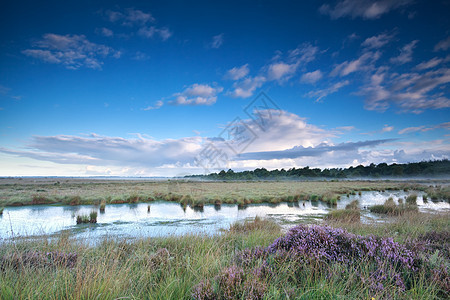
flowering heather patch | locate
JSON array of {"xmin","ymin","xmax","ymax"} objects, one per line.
[
  {"xmin": 269, "ymin": 225, "xmax": 418, "ymax": 269},
  {"xmin": 194, "ymin": 224, "xmax": 449, "ymax": 299}
]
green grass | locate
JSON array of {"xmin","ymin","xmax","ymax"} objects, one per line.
[
  {"xmin": 0, "ymin": 178, "xmax": 432, "ymax": 208},
  {"xmin": 75, "ymin": 211, "xmax": 97, "ymax": 224},
  {"xmin": 326, "ymin": 200, "xmax": 360, "ymax": 222},
  {"xmin": 369, "ymin": 196, "xmax": 418, "ymax": 215},
  {"xmin": 0, "ymin": 213, "xmax": 448, "ymax": 299}
]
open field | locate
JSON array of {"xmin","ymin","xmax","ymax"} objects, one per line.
[
  {"xmin": 1, "ymin": 178, "xmax": 449, "ymax": 208},
  {"xmin": 0, "ymin": 211, "xmax": 448, "ymax": 299}
]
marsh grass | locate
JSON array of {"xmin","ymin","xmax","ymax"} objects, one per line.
[
  {"xmin": 369, "ymin": 195, "xmax": 420, "ymax": 216},
  {"xmin": 0, "ymin": 213, "xmax": 448, "ymax": 299},
  {"xmin": 0, "ymin": 179, "xmax": 428, "ymax": 208},
  {"xmin": 326, "ymin": 200, "xmax": 360, "ymax": 222},
  {"xmin": 76, "ymin": 211, "xmax": 97, "ymax": 224},
  {"xmin": 99, "ymin": 200, "xmax": 106, "ymax": 213}
]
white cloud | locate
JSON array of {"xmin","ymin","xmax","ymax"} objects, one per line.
[
  {"xmin": 169, "ymin": 84, "xmax": 223, "ymax": 106},
  {"xmin": 434, "ymin": 36, "xmax": 450, "ymax": 51},
  {"xmin": 22, "ymin": 33, "xmax": 120, "ymax": 70},
  {"xmin": 415, "ymin": 57, "xmax": 443, "ymax": 70},
  {"xmin": 210, "ymin": 34, "xmax": 224, "ymax": 49},
  {"xmin": 390, "ymin": 40, "xmax": 419, "ymax": 64},
  {"xmin": 229, "ymin": 76, "xmax": 266, "ymax": 98},
  {"xmin": 267, "ymin": 62, "xmax": 298, "ymax": 81},
  {"xmin": 224, "ymin": 64, "xmax": 249, "ymax": 80},
  {"xmin": 331, "ymin": 51, "xmax": 380, "ymax": 76},
  {"xmin": 381, "ymin": 125, "xmax": 394, "ymax": 132},
  {"xmin": 287, "ymin": 44, "xmax": 319, "ymax": 65},
  {"xmin": 398, "ymin": 122, "xmax": 450, "ymax": 134},
  {"xmin": 362, "ymin": 32, "xmax": 394, "ymax": 49},
  {"xmin": 143, "ymin": 100, "xmax": 163, "ymax": 110},
  {"xmin": 266, "ymin": 43, "xmax": 319, "ymax": 82},
  {"xmin": 300, "ymin": 70, "xmax": 323, "ymax": 84},
  {"xmin": 361, "ymin": 67, "xmax": 450, "ymax": 113},
  {"xmin": 305, "ymin": 80, "xmax": 350, "ymax": 102},
  {"xmin": 2, "ymin": 110, "xmax": 448, "ymax": 176},
  {"xmin": 105, "ymin": 8, "xmax": 172, "ymax": 41},
  {"xmin": 319, "ymin": 0, "xmax": 414, "ymax": 20}
]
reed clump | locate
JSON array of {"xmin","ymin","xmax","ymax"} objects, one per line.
[
  {"xmin": 76, "ymin": 211, "xmax": 97, "ymax": 224},
  {"xmin": 369, "ymin": 196, "xmax": 418, "ymax": 215}
]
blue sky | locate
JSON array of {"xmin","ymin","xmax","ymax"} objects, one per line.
[{"xmin": 0, "ymin": 0, "xmax": 449, "ymax": 176}]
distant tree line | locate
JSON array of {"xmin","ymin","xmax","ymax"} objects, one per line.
[{"xmin": 187, "ymin": 160, "xmax": 450, "ymax": 180}]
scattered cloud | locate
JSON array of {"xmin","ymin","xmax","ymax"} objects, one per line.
[
  {"xmin": 415, "ymin": 57, "xmax": 444, "ymax": 70},
  {"xmin": 362, "ymin": 32, "xmax": 394, "ymax": 49},
  {"xmin": 96, "ymin": 27, "xmax": 114, "ymax": 37},
  {"xmin": 319, "ymin": 0, "xmax": 414, "ymax": 20},
  {"xmin": 398, "ymin": 122, "xmax": 450, "ymax": 134},
  {"xmin": 305, "ymin": 80, "xmax": 350, "ymax": 102},
  {"xmin": 105, "ymin": 8, "xmax": 155, "ymax": 26},
  {"xmin": 361, "ymin": 67, "xmax": 450, "ymax": 113},
  {"xmin": 138, "ymin": 26, "xmax": 172, "ymax": 40},
  {"xmin": 104, "ymin": 8, "xmax": 172, "ymax": 41},
  {"xmin": 143, "ymin": 100, "xmax": 163, "ymax": 110},
  {"xmin": 434, "ymin": 36, "xmax": 450, "ymax": 51},
  {"xmin": 132, "ymin": 51, "xmax": 150, "ymax": 61},
  {"xmin": 229, "ymin": 76, "xmax": 266, "ymax": 98},
  {"xmin": 267, "ymin": 62, "xmax": 298, "ymax": 81},
  {"xmin": 0, "ymin": 85, "xmax": 21, "ymax": 101},
  {"xmin": 22, "ymin": 33, "xmax": 121, "ymax": 70},
  {"xmin": 210, "ymin": 34, "xmax": 224, "ymax": 49},
  {"xmin": 381, "ymin": 125, "xmax": 394, "ymax": 132},
  {"xmin": 169, "ymin": 84, "xmax": 223, "ymax": 106},
  {"xmin": 226, "ymin": 44, "xmax": 319, "ymax": 98},
  {"xmin": 300, "ymin": 70, "xmax": 323, "ymax": 84},
  {"xmin": 224, "ymin": 64, "xmax": 249, "ymax": 80},
  {"xmin": 390, "ymin": 40, "xmax": 419, "ymax": 64},
  {"xmin": 266, "ymin": 43, "xmax": 319, "ymax": 82},
  {"xmin": 331, "ymin": 51, "xmax": 380, "ymax": 77}
]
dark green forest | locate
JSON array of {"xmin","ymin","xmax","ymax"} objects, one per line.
[{"xmin": 188, "ymin": 160, "xmax": 450, "ymax": 180}]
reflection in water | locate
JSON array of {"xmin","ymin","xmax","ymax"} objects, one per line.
[{"xmin": 0, "ymin": 191, "xmax": 448, "ymax": 241}]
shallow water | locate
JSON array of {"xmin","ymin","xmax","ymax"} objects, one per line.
[{"xmin": 0, "ymin": 191, "xmax": 448, "ymax": 240}]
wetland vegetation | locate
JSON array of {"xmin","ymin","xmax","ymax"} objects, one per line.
[
  {"xmin": 0, "ymin": 211, "xmax": 448, "ymax": 299},
  {"xmin": 0, "ymin": 178, "xmax": 449, "ymax": 299}
]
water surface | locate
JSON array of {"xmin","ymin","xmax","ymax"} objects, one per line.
[{"xmin": 1, "ymin": 190, "xmax": 448, "ymax": 241}]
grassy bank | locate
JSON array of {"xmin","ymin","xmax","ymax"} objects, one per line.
[
  {"xmin": 2, "ymin": 178, "xmax": 447, "ymax": 208},
  {"xmin": 0, "ymin": 212, "xmax": 448, "ymax": 299}
]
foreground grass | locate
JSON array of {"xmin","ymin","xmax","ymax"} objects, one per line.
[
  {"xmin": 0, "ymin": 213, "xmax": 449, "ymax": 299},
  {"xmin": 2, "ymin": 178, "xmax": 447, "ymax": 208}
]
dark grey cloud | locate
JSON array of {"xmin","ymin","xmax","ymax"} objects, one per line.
[{"xmin": 236, "ymin": 139, "xmax": 395, "ymax": 160}]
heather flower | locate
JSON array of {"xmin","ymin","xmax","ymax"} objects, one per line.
[
  {"xmin": 216, "ymin": 265, "xmax": 245, "ymax": 300},
  {"xmin": 192, "ymin": 279, "xmax": 215, "ymax": 300}
]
